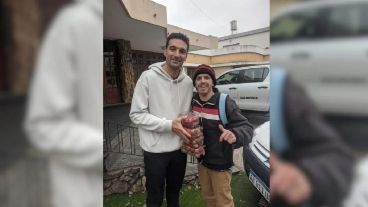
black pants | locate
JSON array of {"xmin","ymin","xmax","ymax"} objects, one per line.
[{"xmin": 144, "ymin": 149, "xmax": 187, "ymax": 207}]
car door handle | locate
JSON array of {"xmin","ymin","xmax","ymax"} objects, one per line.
[
  {"xmin": 229, "ymin": 87, "xmax": 237, "ymax": 90},
  {"xmin": 291, "ymin": 51, "xmax": 310, "ymax": 60},
  {"xmin": 258, "ymin": 86, "xmax": 268, "ymax": 89}
]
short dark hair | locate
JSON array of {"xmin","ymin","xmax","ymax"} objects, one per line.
[{"xmin": 166, "ymin": 32, "xmax": 190, "ymax": 51}]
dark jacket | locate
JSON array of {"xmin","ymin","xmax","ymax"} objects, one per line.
[
  {"xmin": 278, "ymin": 78, "xmax": 354, "ymax": 207},
  {"xmin": 192, "ymin": 91, "xmax": 253, "ymax": 171}
]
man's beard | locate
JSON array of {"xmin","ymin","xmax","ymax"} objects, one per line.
[{"xmin": 169, "ymin": 59, "xmax": 182, "ymax": 69}]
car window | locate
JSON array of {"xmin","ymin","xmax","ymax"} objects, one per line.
[
  {"xmin": 360, "ymin": 5, "xmax": 368, "ymax": 35},
  {"xmin": 262, "ymin": 68, "xmax": 269, "ymax": 80},
  {"xmin": 271, "ymin": 8, "xmax": 321, "ymax": 42},
  {"xmin": 238, "ymin": 68, "xmax": 267, "ymax": 83},
  {"xmin": 325, "ymin": 3, "xmax": 368, "ymax": 37},
  {"xmin": 271, "ymin": 3, "xmax": 368, "ymax": 42},
  {"xmin": 216, "ymin": 70, "xmax": 240, "ymax": 85}
]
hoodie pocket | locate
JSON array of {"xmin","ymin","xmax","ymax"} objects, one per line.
[
  {"xmin": 139, "ymin": 129, "xmax": 160, "ymax": 149},
  {"xmin": 147, "ymin": 132, "xmax": 161, "ymax": 148}
]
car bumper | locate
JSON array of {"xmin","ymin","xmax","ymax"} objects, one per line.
[{"xmin": 243, "ymin": 146, "xmax": 270, "ymax": 187}]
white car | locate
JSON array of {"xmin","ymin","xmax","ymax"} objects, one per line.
[
  {"xmin": 216, "ymin": 65, "xmax": 270, "ymax": 112},
  {"xmin": 244, "ymin": 121, "xmax": 270, "ymax": 203},
  {"xmin": 272, "ymin": 2, "xmax": 368, "ymax": 205},
  {"xmin": 271, "ymin": 0, "xmax": 368, "ymax": 116}
]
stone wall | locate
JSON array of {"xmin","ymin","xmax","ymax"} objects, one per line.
[
  {"xmin": 104, "ymin": 166, "xmax": 145, "ymax": 196},
  {"xmin": 103, "ymin": 153, "xmax": 242, "ymax": 196},
  {"xmin": 103, "ymin": 124, "xmax": 201, "ymax": 196},
  {"xmin": 103, "ymin": 162, "xmax": 200, "ymax": 196}
]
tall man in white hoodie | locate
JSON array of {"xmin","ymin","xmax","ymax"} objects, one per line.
[
  {"xmin": 25, "ymin": 0, "xmax": 103, "ymax": 207},
  {"xmin": 130, "ymin": 33, "xmax": 193, "ymax": 207}
]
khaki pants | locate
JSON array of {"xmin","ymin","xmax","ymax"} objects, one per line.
[{"xmin": 198, "ymin": 164, "xmax": 234, "ymax": 207}]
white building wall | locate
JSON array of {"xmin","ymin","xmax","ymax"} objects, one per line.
[{"xmin": 218, "ymin": 31, "xmax": 269, "ymax": 49}]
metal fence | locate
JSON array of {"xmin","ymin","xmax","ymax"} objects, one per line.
[
  {"xmin": 103, "ymin": 121, "xmax": 197, "ymax": 164},
  {"xmin": 104, "ymin": 122, "xmax": 142, "ymax": 156}
]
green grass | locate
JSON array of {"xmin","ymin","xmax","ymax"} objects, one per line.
[
  {"xmin": 232, "ymin": 172, "xmax": 262, "ymax": 206},
  {"xmin": 104, "ymin": 172, "xmax": 261, "ymax": 207}
]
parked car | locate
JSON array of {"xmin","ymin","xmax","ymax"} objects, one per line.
[
  {"xmin": 216, "ymin": 65, "xmax": 270, "ymax": 112},
  {"xmin": 271, "ymin": 0, "xmax": 368, "ymax": 116},
  {"xmin": 244, "ymin": 121, "xmax": 270, "ymax": 204}
]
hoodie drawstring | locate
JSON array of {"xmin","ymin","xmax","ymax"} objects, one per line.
[
  {"xmin": 172, "ymin": 79, "xmax": 181, "ymax": 114},
  {"xmin": 177, "ymin": 80, "xmax": 181, "ymax": 113}
]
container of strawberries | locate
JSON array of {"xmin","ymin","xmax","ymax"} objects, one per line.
[{"xmin": 181, "ymin": 113, "xmax": 205, "ymax": 158}]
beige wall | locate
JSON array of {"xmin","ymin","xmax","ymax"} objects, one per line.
[
  {"xmin": 187, "ymin": 52, "xmax": 269, "ymax": 65},
  {"xmin": 186, "ymin": 54, "xmax": 211, "ymax": 65},
  {"xmin": 121, "ymin": 0, "xmax": 218, "ymax": 51},
  {"xmin": 271, "ymin": 0, "xmax": 297, "ymax": 16},
  {"xmin": 211, "ymin": 53, "xmax": 268, "ymax": 65},
  {"xmin": 186, "ymin": 52, "xmax": 269, "ymax": 76},
  {"xmin": 167, "ymin": 24, "xmax": 218, "ymax": 50},
  {"xmin": 122, "ymin": 0, "xmax": 167, "ymax": 28},
  {"xmin": 185, "ymin": 66, "xmax": 230, "ymax": 78}
]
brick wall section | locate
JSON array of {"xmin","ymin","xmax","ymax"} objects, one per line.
[
  {"xmin": 116, "ymin": 39, "xmax": 135, "ymax": 104},
  {"xmin": 3, "ymin": 0, "xmax": 40, "ymax": 95},
  {"xmin": 1, "ymin": 0, "xmax": 71, "ymax": 95}
]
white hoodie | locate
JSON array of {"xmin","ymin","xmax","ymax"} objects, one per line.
[
  {"xmin": 25, "ymin": 0, "xmax": 103, "ymax": 207},
  {"xmin": 130, "ymin": 62, "xmax": 193, "ymax": 153}
]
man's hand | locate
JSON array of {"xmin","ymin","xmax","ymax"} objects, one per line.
[
  {"xmin": 218, "ymin": 125, "xmax": 236, "ymax": 144},
  {"xmin": 271, "ymin": 153, "xmax": 312, "ymax": 205},
  {"xmin": 172, "ymin": 116, "xmax": 191, "ymax": 141}
]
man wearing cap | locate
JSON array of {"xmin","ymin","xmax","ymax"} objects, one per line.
[{"xmin": 191, "ymin": 64, "xmax": 254, "ymax": 207}]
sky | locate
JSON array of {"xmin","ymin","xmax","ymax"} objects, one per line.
[{"xmin": 151, "ymin": 0, "xmax": 269, "ymax": 37}]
